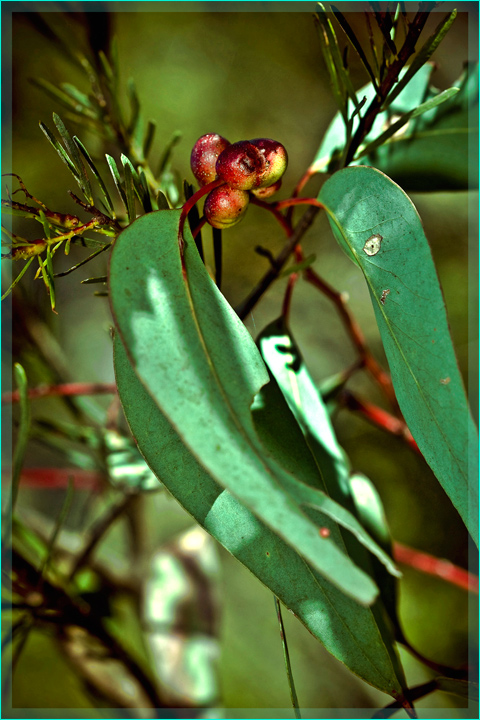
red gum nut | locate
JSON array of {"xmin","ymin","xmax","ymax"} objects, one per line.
[
  {"xmin": 204, "ymin": 186, "xmax": 250, "ymax": 229},
  {"xmin": 250, "ymin": 138, "xmax": 288, "ymax": 188},
  {"xmin": 190, "ymin": 133, "xmax": 231, "ymax": 186},
  {"xmin": 215, "ymin": 141, "xmax": 266, "ymax": 191},
  {"xmin": 251, "ymin": 179, "xmax": 282, "ymax": 199}
]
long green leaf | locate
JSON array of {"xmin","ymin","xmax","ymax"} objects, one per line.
[
  {"xmin": 319, "ymin": 166, "xmax": 478, "ymax": 546},
  {"xmin": 109, "ymin": 210, "xmax": 384, "ymax": 604},
  {"xmin": 113, "ymin": 337, "xmax": 405, "ymax": 697},
  {"xmin": 258, "ymin": 318, "xmax": 403, "ymax": 638}
]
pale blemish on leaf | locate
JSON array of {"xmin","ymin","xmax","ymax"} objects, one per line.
[
  {"xmin": 380, "ymin": 289, "xmax": 390, "ymax": 305},
  {"xmin": 363, "ymin": 234, "xmax": 383, "ymax": 256},
  {"xmin": 440, "ymin": 377, "xmax": 451, "ymax": 385}
]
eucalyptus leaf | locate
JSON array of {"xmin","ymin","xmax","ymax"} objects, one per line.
[
  {"xmin": 258, "ymin": 318, "xmax": 402, "ymax": 636},
  {"xmin": 319, "ymin": 165, "xmax": 478, "ymax": 546},
  {"xmin": 109, "ymin": 210, "xmax": 382, "ymax": 604},
  {"xmin": 114, "ymin": 337, "xmax": 406, "ymax": 697}
]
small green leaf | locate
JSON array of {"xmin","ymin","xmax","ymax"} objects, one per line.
[
  {"xmin": 80, "ymin": 275, "xmax": 107, "ymax": 285},
  {"xmin": 106, "ymin": 154, "xmax": 127, "ymax": 210},
  {"xmin": 356, "ymin": 86, "xmax": 459, "ymax": 159},
  {"xmin": 73, "ymin": 137, "xmax": 115, "ymax": 216},
  {"xmin": 319, "ymin": 166, "xmax": 479, "ymax": 546},
  {"xmin": 31, "ymin": 78, "xmax": 96, "ymax": 119},
  {"xmin": 39, "ymin": 121, "xmax": 80, "ymax": 179},
  {"xmin": 317, "ymin": 5, "xmax": 360, "ymax": 109},
  {"xmin": 156, "ymin": 131, "xmax": 182, "ymax": 176},
  {"xmin": 142, "ymin": 120, "xmax": 156, "ymax": 160},
  {"xmin": 384, "ymin": 9, "xmax": 457, "ymax": 108},
  {"xmin": 53, "ymin": 242, "xmax": 112, "ymax": 278},
  {"xmin": 1, "ymin": 257, "xmax": 35, "ymax": 300},
  {"xmin": 121, "ymin": 157, "xmax": 136, "ymax": 223},
  {"xmin": 127, "ymin": 77, "xmax": 140, "ymax": 135},
  {"xmin": 328, "ymin": 3, "xmax": 379, "ymax": 91},
  {"xmin": 53, "ymin": 113, "xmax": 93, "ymax": 204},
  {"xmin": 138, "ymin": 168, "xmax": 152, "ymax": 213}
]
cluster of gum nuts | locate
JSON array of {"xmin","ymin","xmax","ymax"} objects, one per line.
[{"xmin": 190, "ymin": 134, "xmax": 288, "ymax": 229}]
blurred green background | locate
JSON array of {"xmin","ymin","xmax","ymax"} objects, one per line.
[{"xmin": 3, "ymin": 2, "xmax": 478, "ymax": 717}]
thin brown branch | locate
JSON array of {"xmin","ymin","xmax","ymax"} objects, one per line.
[
  {"xmin": 68, "ymin": 495, "xmax": 134, "ymax": 582},
  {"xmin": 345, "ymin": 8, "xmax": 432, "ymax": 165},
  {"xmin": 11, "ymin": 549, "xmax": 171, "ymax": 710},
  {"xmin": 282, "ymin": 273, "xmax": 299, "ymax": 323},
  {"xmin": 3, "ymin": 382, "xmax": 117, "ymax": 405},
  {"xmin": 235, "ymin": 205, "xmax": 320, "ymax": 319}
]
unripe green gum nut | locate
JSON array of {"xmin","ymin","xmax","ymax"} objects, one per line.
[
  {"xmin": 190, "ymin": 133, "xmax": 231, "ymax": 186},
  {"xmin": 204, "ymin": 186, "xmax": 250, "ymax": 229}
]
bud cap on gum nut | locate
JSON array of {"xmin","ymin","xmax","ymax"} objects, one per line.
[
  {"xmin": 250, "ymin": 138, "xmax": 288, "ymax": 188},
  {"xmin": 190, "ymin": 133, "xmax": 231, "ymax": 186},
  {"xmin": 215, "ymin": 141, "xmax": 266, "ymax": 190},
  {"xmin": 204, "ymin": 186, "xmax": 250, "ymax": 229}
]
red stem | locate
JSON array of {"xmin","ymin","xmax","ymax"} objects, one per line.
[
  {"xmin": 393, "ymin": 541, "xmax": 479, "ymax": 594},
  {"xmin": 2, "ymin": 468, "xmax": 103, "ymax": 491},
  {"xmin": 250, "ymin": 196, "xmax": 397, "ymax": 410},
  {"xmin": 274, "ymin": 197, "xmax": 324, "ymax": 211},
  {"xmin": 342, "ymin": 390, "xmax": 418, "ymax": 452},
  {"xmin": 178, "ymin": 178, "xmax": 224, "ymax": 246},
  {"xmin": 287, "ymin": 167, "xmax": 317, "ymax": 224},
  {"xmin": 301, "ymin": 260, "xmax": 398, "ymax": 411},
  {"xmin": 249, "ymin": 196, "xmax": 293, "ymax": 237},
  {"xmin": 2, "ymin": 382, "xmax": 117, "ymax": 404}
]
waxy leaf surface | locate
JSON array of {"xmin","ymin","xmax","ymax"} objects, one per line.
[
  {"xmin": 319, "ymin": 166, "xmax": 478, "ymax": 546},
  {"xmin": 109, "ymin": 210, "xmax": 384, "ymax": 602},
  {"xmin": 110, "ymin": 209, "xmax": 406, "ymax": 696},
  {"xmin": 258, "ymin": 318, "xmax": 404, "ymax": 669},
  {"xmin": 114, "ymin": 338, "xmax": 404, "ymax": 698}
]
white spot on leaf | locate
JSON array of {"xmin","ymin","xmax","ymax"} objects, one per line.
[
  {"xmin": 440, "ymin": 377, "xmax": 451, "ymax": 385},
  {"xmin": 380, "ymin": 289, "xmax": 390, "ymax": 305},
  {"xmin": 363, "ymin": 234, "xmax": 383, "ymax": 256}
]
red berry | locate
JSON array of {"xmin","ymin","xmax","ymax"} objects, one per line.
[
  {"xmin": 204, "ymin": 186, "xmax": 250, "ymax": 229},
  {"xmin": 190, "ymin": 133, "xmax": 231, "ymax": 186},
  {"xmin": 215, "ymin": 141, "xmax": 266, "ymax": 191},
  {"xmin": 249, "ymin": 138, "xmax": 288, "ymax": 188},
  {"xmin": 251, "ymin": 179, "xmax": 282, "ymax": 199}
]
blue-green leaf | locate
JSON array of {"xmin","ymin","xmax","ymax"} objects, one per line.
[{"xmin": 319, "ymin": 165, "xmax": 478, "ymax": 546}]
